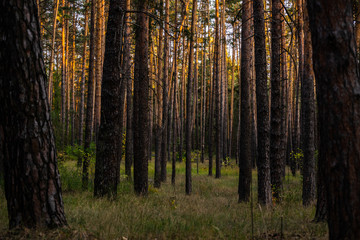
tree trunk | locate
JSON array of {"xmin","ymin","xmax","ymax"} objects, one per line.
[
  {"xmin": 124, "ymin": 0, "xmax": 133, "ymax": 180},
  {"xmin": 0, "ymin": 0, "xmax": 67, "ymax": 228},
  {"xmin": 93, "ymin": 0, "xmax": 125, "ymax": 198},
  {"xmin": 70, "ymin": 6, "xmax": 76, "ymax": 146},
  {"xmin": 48, "ymin": 0, "xmax": 59, "ymax": 107},
  {"xmin": 78, "ymin": 0, "xmax": 89, "ymax": 148},
  {"xmin": 270, "ymin": 0, "xmax": 283, "ymax": 202},
  {"xmin": 94, "ymin": 0, "xmax": 104, "ymax": 138},
  {"xmin": 82, "ymin": 0, "xmax": 96, "ymax": 189},
  {"xmin": 154, "ymin": 5, "xmax": 163, "ymax": 188},
  {"xmin": 301, "ymin": 0, "xmax": 316, "ymax": 206},
  {"xmin": 308, "ymin": 0, "xmax": 360, "ymax": 238},
  {"xmin": 238, "ymin": 0, "xmax": 252, "ymax": 202},
  {"xmin": 61, "ymin": 0, "xmax": 68, "ymax": 148},
  {"xmin": 133, "ymin": 0, "xmax": 149, "ymax": 195},
  {"xmin": 214, "ymin": 0, "xmax": 221, "ymax": 179},
  {"xmin": 172, "ymin": 0, "xmax": 178, "ymax": 185},
  {"xmin": 186, "ymin": 0, "xmax": 197, "ymax": 195},
  {"xmin": 161, "ymin": 0, "xmax": 169, "ymax": 183},
  {"xmin": 253, "ymin": 0, "xmax": 271, "ymax": 205}
]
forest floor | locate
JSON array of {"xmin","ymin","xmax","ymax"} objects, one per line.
[{"xmin": 0, "ymin": 149, "xmax": 328, "ymax": 239}]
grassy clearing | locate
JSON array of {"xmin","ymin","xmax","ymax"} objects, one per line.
[{"xmin": 0, "ymin": 154, "xmax": 328, "ymax": 239}]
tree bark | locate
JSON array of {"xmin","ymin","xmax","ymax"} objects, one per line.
[
  {"xmin": 94, "ymin": 0, "xmax": 104, "ymax": 138},
  {"xmin": 185, "ymin": 0, "xmax": 197, "ymax": 195},
  {"xmin": 78, "ymin": 0, "xmax": 90, "ymax": 148},
  {"xmin": 214, "ymin": 0, "xmax": 221, "ymax": 179},
  {"xmin": 171, "ymin": 0, "xmax": 178, "ymax": 185},
  {"xmin": 253, "ymin": 0, "xmax": 271, "ymax": 205},
  {"xmin": 133, "ymin": 0, "xmax": 149, "ymax": 195},
  {"xmin": 124, "ymin": 0, "xmax": 133, "ymax": 180},
  {"xmin": 82, "ymin": 0, "xmax": 96, "ymax": 189},
  {"xmin": 0, "ymin": 0, "xmax": 67, "ymax": 228},
  {"xmin": 308, "ymin": 0, "xmax": 360, "ymax": 238},
  {"xmin": 161, "ymin": 0, "xmax": 169, "ymax": 183},
  {"xmin": 94, "ymin": 0, "xmax": 125, "ymax": 198},
  {"xmin": 301, "ymin": 0, "xmax": 316, "ymax": 206},
  {"xmin": 270, "ymin": 0, "xmax": 283, "ymax": 202},
  {"xmin": 47, "ymin": 0, "xmax": 59, "ymax": 107},
  {"xmin": 238, "ymin": 0, "xmax": 252, "ymax": 202}
]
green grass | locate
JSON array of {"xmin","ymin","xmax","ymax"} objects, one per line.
[{"xmin": 0, "ymin": 153, "xmax": 328, "ymax": 239}]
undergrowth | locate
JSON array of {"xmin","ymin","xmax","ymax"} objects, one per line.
[{"xmin": 0, "ymin": 147, "xmax": 328, "ymax": 239}]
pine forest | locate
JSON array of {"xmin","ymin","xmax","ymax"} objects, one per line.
[{"xmin": 1, "ymin": 0, "xmax": 360, "ymax": 239}]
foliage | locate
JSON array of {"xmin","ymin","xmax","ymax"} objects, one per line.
[
  {"xmin": 0, "ymin": 157, "xmax": 328, "ymax": 239},
  {"xmin": 290, "ymin": 148, "xmax": 304, "ymax": 171}
]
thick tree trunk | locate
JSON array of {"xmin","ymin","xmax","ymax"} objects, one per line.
[
  {"xmin": 94, "ymin": 0, "xmax": 125, "ymax": 198},
  {"xmin": 270, "ymin": 0, "xmax": 283, "ymax": 202},
  {"xmin": 308, "ymin": 0, "xmax": 360, "ymax": 238},
  {"xmin": 253, "ymin": 0, "xmax": 271, "ymax": 205},
  {"xmin": 238, "ymin": 0, "xmax": 252, "ymax": 202},
  {"xmin": 133, "ymin": 0, "xmax": 149, "ymax": 195},
  {"xmin": 0, "ymin": 0, "xmax": 67, "ymax": 228}
]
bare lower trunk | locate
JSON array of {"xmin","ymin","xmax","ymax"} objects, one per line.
[{"xmin": 0, "ymin": 0, "xmax": 67, "ymax": 228}]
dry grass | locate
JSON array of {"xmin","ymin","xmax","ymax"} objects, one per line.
[{"xmin": 0, "ymin": 157, "xmax": 328, "ymax": 239}]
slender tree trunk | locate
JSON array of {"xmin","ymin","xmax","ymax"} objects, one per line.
[
  {"xmin": 0, "ymin": 0, "xmax": 67, "ymax": 228},
  {"xmin": 161, "ymin": 0, "xmax": 169, "ymax": 182},
  {"xmin": 186, "ymin": 0, "xmax": 197, "ymax": 195},
  {"xmin": 70, "ymin": 6, "xmax": 76, "ymax": 146},
  {"xmin": 301, "ymin": 0, "xmax": 316, "ymax": 206},
  {"xmin": 238, "ymin": 0, "xmax": 252, "ymax": 202},
  {"xmin": 154, "ymin": 5, "xmax": 163, "ymax": 188},
  {"xmin": 133, "ymin": 0, "xmax": 149, "ymax": 195},
  {"xmin": 61, "ymin": 0, "xmax": 67, "ymax": 148},
  {"xmin": 48, "ymin": 0, "xmax": 59, "ymax": 107},
  {"xmin": 270, "ymin": 0, "xmax": 283, "ymax": 202},
  {"xmin": 178, "ymin": 36, "xmax": 186, "ymax": 163},
  {"xmin": 94, "ymin": 0, "xmax": 104, "ymax": 138},
  {"xmin": 214, "ymin": 0, "xmax": 221, "ymax": 179},
  {"xmin": 78, "ymin": 0, "xmax": 89, "ymax": 148},
  {"xmin": 172, "ymin": 0, "xmax": 178, "ymax": 185},
  {"xmin": 253, "ymin": 0, "xmax": 271, "ymax": 205},
  {"xmin": 280, "ymin": 6, "xmax": 287, "ymax": 177},
  {"xmin": 124, "ymin": 0, "xmax": 133, "ymax": 180},
  {"xmin": 229, "ymin": 22, "xmax": 236, "ymax": 160},
  {"xmin": 82, "ymin": 0, "xmax": 96, "ymax": 189}
]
